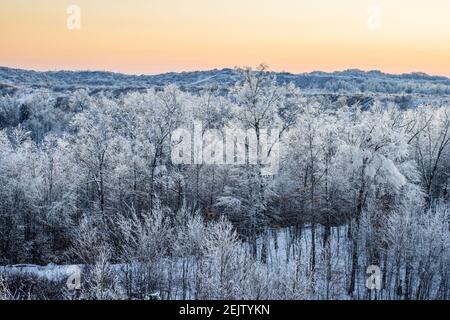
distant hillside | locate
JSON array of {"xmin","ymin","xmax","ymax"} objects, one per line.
[{"xmin": 1, "ymin": 66, "xmax": 450, "ymax": 96}]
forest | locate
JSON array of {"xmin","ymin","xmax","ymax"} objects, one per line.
[{"xmin": 0, "ymin": 66, "xmax": 449, "ymax": 300}]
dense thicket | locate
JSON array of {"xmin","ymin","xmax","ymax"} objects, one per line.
[{"xmin": 0, "ymin": 67, "xmax": 449, "ymax": 300}]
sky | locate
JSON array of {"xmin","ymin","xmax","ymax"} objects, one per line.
[{"xmin": 1, "ymin": 0, "xmax": 449, "ymax": 76}]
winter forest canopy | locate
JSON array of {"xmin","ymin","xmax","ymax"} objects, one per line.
[{"xmin": 0, "ymin": 65, "xmax": 449, "ymax": 300}]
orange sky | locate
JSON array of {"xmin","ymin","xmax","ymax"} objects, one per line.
[{"xmin": 1, "ymin": 0, "xmax": 449, "ymax": 76}]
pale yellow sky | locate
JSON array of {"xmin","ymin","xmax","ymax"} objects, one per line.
[{"xmin": 1, "ymin": 0, "xmax": 449, "ymax": 76}]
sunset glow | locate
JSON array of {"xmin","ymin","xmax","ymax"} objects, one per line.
[{"xmin": 1, "ymin": 0, "xmax": 449, "ymax": 76}]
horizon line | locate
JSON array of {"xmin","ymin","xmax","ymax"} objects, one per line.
[{"xmin": 1, "ymin": 64, "xmax": 449, "ymax": 80}]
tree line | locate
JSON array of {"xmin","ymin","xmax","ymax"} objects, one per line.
[{"xmin": 0, "ymin": 66, "xmax": 448, "ymax": 299}]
